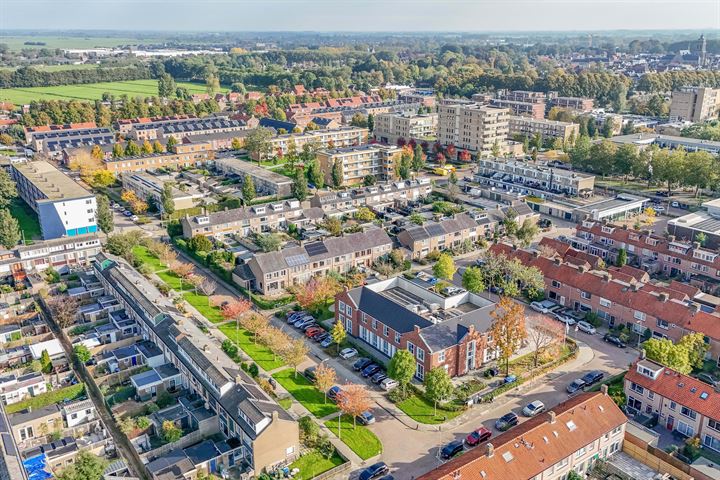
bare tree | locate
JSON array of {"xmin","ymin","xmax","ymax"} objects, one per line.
[
  {"xmin": 46, "ymin": 296, "xmax": 81, "ymax": 329},
  {"xmin": 314, "ymin": 363, "xmax": 337, "ymax": 403},
  {"xmin": 526, "ymin": 314, "xmax": 564, "ymax": 368},
  {"xmin": 198, "ymin": 278, "xmax": 217, "ymax": 296}
]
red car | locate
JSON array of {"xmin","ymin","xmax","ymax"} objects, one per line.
[
  {"xmin": 305, "ymin": 327, "xmax": 323, "ymax": 338},
  {"xmin": 465, "ymin": 427, "xmax": 492, "ymax": 447}
]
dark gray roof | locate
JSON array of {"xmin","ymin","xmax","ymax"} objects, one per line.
[
  {"xmin": 399, "ymin": 213, "xmax": 479, "ymax": 245},
  {"xmin": 8, "ymin": 404, "xmax": 60, "ymax": 426},
  {"xmin": 145, "ymin": 449, "xmax": 194, "ymax": 477},
  {"xmin": 348, "ymin": 287, "xmax": 433, "ymax": 334},
  {"xmin": 177, "ymin": 337, "xmax": 229, "ymax": 388},
  {"xmin": 137, "ymin": 340, "xmax": 163, "ymax": 359},
  {"xmin": 418, "ymin": 304, "xmax": 495, "ymax": 353},
  {"xmin": 184, "ymin": 440, "xmax": 220, "ymax": 465}
]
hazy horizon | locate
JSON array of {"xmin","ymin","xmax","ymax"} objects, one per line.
[{"xmin": 1, "ymin": 0, "xmax": 718, "ymax": 33}]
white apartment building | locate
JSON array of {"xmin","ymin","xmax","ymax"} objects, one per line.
[
  {"xmin": 438, "ymin": 100, "xmax": 509, "ymax": 158},
  {"xmin": 373, "ymin": 112, "xmax": 438, "ymax": 145}
]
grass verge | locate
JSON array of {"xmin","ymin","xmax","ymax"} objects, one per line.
[
  {"xmin": 324, "ymin": 414, "xmax": 382, "ymax": 460},
  {"xmin": 218, "ymin": 323, "xmax": 286, "ymax": 371},
  {"xmin": 288, "ymin": 450, "xmax": 345, "ymax": 480},
  {"xmin": 271, "ymin": 368, "xmax": 338, "ymax": 418},
  {"xmin": 132, "ymin": 246, "xmax": 167, "ymax": 272},
  {"xmin": 396, "ymin": 393, "xmax": 464, "ymax": 425}
]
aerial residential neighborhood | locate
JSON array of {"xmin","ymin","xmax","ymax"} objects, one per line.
[{"xmin": 0, "ymin": 3, "xmax": 719, "ymax": 480}]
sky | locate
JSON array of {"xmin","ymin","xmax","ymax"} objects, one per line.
[{"xmin": 1, "ymin": 0, "xmax": 719, "ymax": 32}]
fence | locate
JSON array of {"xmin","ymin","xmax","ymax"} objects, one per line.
[{"xmin": 624, "ymin": 430, "xmax": 715, "ymax": 480}]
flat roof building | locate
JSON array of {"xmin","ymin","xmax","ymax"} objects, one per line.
[
  {"xmin": 121, "ymin": 172, "xmax": 204, "ymax": 212},
  {"xmin": 507, "ymin": 116, "xmax": 580, "ymax": 145},
  {"xmin": 373, "ymin": 112, "xmax": 438, "ymax": 145},
  {"xmin": 668, "ymin": 198, "xmax": 720, "ymax": 250},
  {"xmin": 316, "ymin": 144, "xmax": 402, "ymax": 187},
  {"xmin": 214, "ymin": 156, "xmax": 294, "ymax": 197},
  {"xmin": 438, "ymin": 100, "xmax": 509, "ymax": 158},
  {"xmin": 609, "ymin": 133, "xmax": 720, "ymax": 155},
  {"xmin": 669, "ymin": 86, "xmax": 720, "ymax": 122},
  {"xmin": 10, "ymin": 160, "xmax": 97, "ymax": 239}
]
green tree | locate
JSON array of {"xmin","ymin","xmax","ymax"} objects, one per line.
[
  {"xmin": 569, "ymin": 135, "xmax": 591, "ymax": 170},
  {"xmin": 462, "ymin": 266, "xmax": 486, "ymax": 293},
  {"xmin": 0, "ymin": 170, "xmax": 17, "ymax": 209},
  {"xmin": 367, "ymin": 113, "xmax": 374, "ymax": 132},
  {"xmin": 614, "ymin": 144, "xmax": 639, "ymax": 180},
  {"xmin": 514, "ymin": 218, "xmax": 539, "ymax": 248},
  {"xmin": 106, "ymin": 230, "xmax": 144, "ymax": 258},
  {"xmin": 363, "ymin": 175, "xmax": 377, "ymax": 186},
  {"xmin": 241, "ymin": 175, "xmax": 256, "ymax": 203},
  {"xmin": 397, "ymin": 151, "xmax": 411, "ymax": 180},
  {"xmin": 331, "ymin": 159, "xmax": 343, "ymax": 189},
  {"xmin": 424, "ymin": 367, "xmax": 454, "ymax": 416},
  {"xmin": 96, "ymin": 194, "xmax": 114, "ymax": 234},
  {"xmin": 162, "ymin": 420, "xmax": 183, "ymax": 443},
  {"xmin": 112, "ymin": 143, "xmax": 125, "ymax": 159},
  {"xmin": 292, "ymin": 168, "xmax": 308, "ymax": 201},
  {"xmin": 40, "ymin": 349, "xmax": 52, "ymax": 374},
  {"xmin": 678, "ymin": 332, "xmax": 709, "ymax": 370},
  {"xmin": 160, "ymin": 183, "xmax": 175, "ymax": 215},
  {"xmin": 166, "ymin": 136, "xmax": 178, "ymax": 150},
  {"xmin": 643, "ymin": 337, "xmax": 692, "ymax": 374},
  {"xmin": 254, "ymin": 233, "xmax": 282, "ymax": 252},
  {"xmin": 387, "ymin": 349, "xmax": 416, "ymax": 395},
  {"xmin": 696, "ymin": 232, "xmax": 708, "ymax": 246},
  {"xmin": 124, "ymin": 140, "xmax": 141, "ymax": 157},
  {"xmin": 73, "ymin": 345, "xmax": 91, "ymax": 364},
  {"xmin": 684, "ymin": 151, "xmax": 717, "ymax": 197},
  {"xmin": 188, "ymin": 234, "xmax": 213, "ymax": 253},
  {"xmin": 432, "ymin": 253, "xmax": 456, "ymax": 281},
  {"xmin": 652, "ymin": 148, "xmax": 685, "ymax": 194},
  {"xmin": 354, "ymin": 207, "xmax": 376, "ymax": 223},
  {"xmin": 409, "ymin": 212, "xmax": 425, "ymax": 225},
  {"xmin": 244, "ymin": 127, "xmax": 274, "ymax": 165},
  {"xmin": 616, "ymin": 248, "xmax": 627, "ymax": 267},
  {"xmin": 55, "ymin": 450, "xmax": 108, "ymax": 480},
  {"xmin": 331, "ymin": 320, "xmax": 346, "ymax": 354},
  {"xmin": 307, "ymin": 158, "xmax": 324, "ymax": 189},
  {"xmin": 491, "ymin": 140, "xmax": 501, "ymax": 158},
  {"xmin": 205, "ymin": 73, "xmax": 220, "ymax": 95},
  {"xmin": 157, "ymin": 73, "xmax": 177, "ymax": 98},
  {"xmin": 588, "ymin": 139, "xmax": 618, "ymax": 176},
  {"xmin": 0, "ymin": 209, "xmax": 21, "ymax": 248},
  {"xmin": 412, "ymin": 144, "xmax": 426, "ymax": 172}
]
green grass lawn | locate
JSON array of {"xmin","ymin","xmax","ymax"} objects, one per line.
[
  {"xmin": 278, "ymin": 397, "xmax": 293, "ymax": 410},
  {"xmin": 396, "ymin": 393, "xmax": 464, "ymax": 425},
  {"xmin": 219, "ymin": 323, "xmax": 287, "ymax": 371},
  {"xmin": 6, "ymin": 384, "xmax": 85, "ymax": 414},
  {"xmin": 0, "ymin": 79, "xmax": 213, "ymax": 105},
  {"xmin": 182, "ymin": 290, "xmax": 224, "ymax": 324},
  {"xmin": 12, "ymin": 198, "xmax": 42, "ymax": 241},
  {"xmin": 324, "ymin": 415, "xmax": 383, "ymax": 460},
  {"xmin": 156, "ymin": 270, "xmax": 185, "ymax": 290},
  {"xmin": 288, "ymin": 450, "xmax": 345, "ymax": 480},
  {"xmin": 271, "ymin": 368, "xmax": 338, "ymax": 418},
  {"xmin": 132, "ymin": 246, "xmax": 167, "ymax": 273}
]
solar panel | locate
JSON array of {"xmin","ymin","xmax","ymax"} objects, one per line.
[
  {"xmin": 2, "ymin": 433, "xmax": 16, "ymax": 455},
  {"xmin": 286, "ymin": 254, "xmax": 309, "ymax": 267},
  {"xmin": 305, "ymin": 243, "xmax": 329, "ymax": 257}
]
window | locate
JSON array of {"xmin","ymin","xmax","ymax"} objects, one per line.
[
  {"xmin": 648, "ymin": 391, "xmax": 654, "ymax": 400},
  {"xmin": 408, "ymin": 342, "xmax": 415, "ymax": 354},
  {"xmin": 704, "ymin": 433, "xmax": 720, "ymax": 452},
  {"xmin": 417, "ymin": 348, "xmax": 425, "ymax": 361},
  {"xmin": 709, "ymin": 419, "xmax": 720, "ymax": 432},
  {"xmin": 677, "ymin": 421, "xmax": 694, "ymax": 437},
  {"xmin": 438, "ymin": 350, "xmax": 446, "ymax": 362},
  {"xmin": 581, "ymin": 291, "xmax": 591, "ymax": 300},
  {"xmin": 383, "ymin": 325, "xmax": 389, "ymax": 336},
  {"xmin": 339, "ymin": 301, "xmax": 346, "ymax": 313},
  {"xmin": 372, "ymin": 319, "xmax": 377, "ymax": 329},
  {"xmin": 669, "ymin": 401, "xmax": 676, "ymax": 411},
  {"xmin": 552, "ymin": 280, "xmax": 562, "ymax": 288},
  {"xmin": 656, "ymin": 319, "xmax": 669, "ymax": 330},
  {"xmin": 634, "ymin": 311, "xmax": 646, "ymax": 321},
  {"xmin": 681, "ymin": 406, "xmax": 697, "ymax": 420},
  {"xmin": 345, "ymin": 305, "xmax": 353, "ymax": 316},
  {"xmin": 395, "ymin": 333, "xmax": 401, "ymax": 344},
  {"xmin": 599, "ymin": 298, "xmax": 611, "ymax": 308},
  {"xmin": 630, "ymin": 382, "xmax": 644, "ymax": 394},
  {"xmin": 575, "ymin": 446, "xmax": 587, "ymax": 458},
  {"xmin": 611, "ymin": 425, "xmax": 622, "ymax": 436}
]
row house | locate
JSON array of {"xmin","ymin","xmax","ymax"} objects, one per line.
[
  {"xmin": 491, "ymin": 243, "xmax": 720, "ymax": 365},
  {"xmin": 239, "ymin": 228, "xmax": 392, "ymax": 295},
  {"xmin": 180, "ymin": 200, "xmax": 324, "ymax": 239},
  {"xmin": 310, "ymin": 179, "xmax": 433, "ymax": 215},
  {"xmin": 335, "ymin": 275, "xmax": 500, "ymax": 379},
  {"xmin": 0, "ymin": 372, "xmax": 47, "ymax": 406},
  {"xmin": 418, "ymin": 391, "xmax": 626, "ymax": 480},
  {"xmin": 93, "ymin": 253, "xmax": 299, "ymax": 474},
  {"xmin": 10, "ymin": 399, "xmax": 98, "ymax": 450},
  {"xmin": 624, "ymin": 359, "xmax": 720, "ymax": 453},
  {"xmin": 397, "ymin": 213, "xmax": 484, "ymax": 259},
  {"xmin": 103, "ymin": 141, "xmax": 214, "ymax": 174},
  {"xmin": 574, "ymin": 221, "xmax": 720, "ymax": 293},
  {"xmin": 129, "ymin": 116, "xmax": 248, "ymax": 142}
]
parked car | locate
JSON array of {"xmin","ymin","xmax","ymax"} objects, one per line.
[
  {"xmin": 489, "ymin": 286, "xmax": 504, "ymax": 295},
  {"xmin": 576, "ymin": 321, "xmax": 596, "ymax": 334},
  {"xmin": 696, "ymin": 373, "xmax": 717, "ymax": 386},
  {"xmin": 522, "ymin": 400, "xmax": 546, "ymax": 417},
  {"xmin": 353, "ymin": 358, "xmax": 372, "ymax": 371},
  {"xmin": 112, "ymin": 203, "xmax": 121, "ymax": 209},
  {"xmin": 465, "ymin": 427, "xmax": 492, "ymax": 446},
  {"xmin": 339, "ymin": 348, "xmax": 358, "ymax": 359},
  {"xmin": 304, "ymin": 367, "xmax": 317, "ymax": 382},
  {"xmin": 530, "ymin": 300, "xmax": 558, "ymax": 314},
  {"xmin": 305, "ymin": 327, "xmax": 323, "ymax": 338},
  {"xmin": 131, "ymin": 215, "xmax": 139, "ymax": 222},
  {"xmin": 380, "ymin": 378, "xmax": 399, "ymax": 391},
  {"xmin": 504, "ymin": 375, "xmax": 517, "ymax": 385},
  {"xmin": 566, "ymin": 379, "xmax": 586, "ymax": 394},
  {"xmin": 123, "ymin": 210, "xmax": 133, "ymax": 217},
  {"xmin": 294, "ymin": 318, "xmax": 313, "ymax": 329},
  {"xmin": 581, "ymin": 370, "xmax": 605, "ymax": 386},
  {"xmin": 553, "ymin": 311, "xmax": 577, "ymax": 325},
  {"xmin": 603, "ymin": 334, "xmax": 626, "ymax": 348},
  {"xmin": 287, "ymin": 311, "xmax": 307, "ymax": 323},
  {"xmin": 302, "ymin": 323, "xmax": 319, "ymax": 332},
  {"xmin": 671, "ymin": 201, "xmax": 680, "ymax": 208},
  {"xmin": 371, "ymin": 372, "xmax": 388, "ymax": 384},
  {"xmin": 327, "ymin": 386, "xmax": 343, "ymax": 401},
  {"xmin": 362, "ymin": 364, "xmax": 382, "ymax": 378},
  {"xmin": 357, "ymin": 411, "xmax": 376, "ymax": 425},
  {"xmin": 313, "ymin": 331, "xmax": 329, "ymax": 342},
  {"xmin": 538, "ymin": 218, "xmax": 552, "ymax": 229},
  {"xmin": 495, "ymin": 412, "xmax": 519, "ymax": 431},
  {"xmin": 442, "ymin": 286, "xmax": 464, "ymax": 296},
  {"xmin": 654, "ymin": 206, "xmax": 665, "ymax": 213},
  {"xmin": 440, "ymin": 440, "xmax": 464, "ymax": 460},
  {"xmin": 320, "ymin": 337, "xmax": 333, "ymax": 348},
  {"xmin": 359, "ymin": 463, "xmax": 389, "ymax": 480}
]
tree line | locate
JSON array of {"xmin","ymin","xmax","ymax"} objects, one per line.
[{"xmin": 0, "ymin": 65, "xmax": 153, "ymax": 89}]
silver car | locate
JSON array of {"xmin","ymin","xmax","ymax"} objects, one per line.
[
  {"xmin": 577, "ymin": 321, "xmax": 596, "ymax": 334},
  {"xmin": 522, "ymin": 400, "xmax": 545, "ymax": 417}
]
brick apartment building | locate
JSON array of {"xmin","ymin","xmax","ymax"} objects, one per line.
[
  {"xmin": 573, "ymin": 221, "xmax": 720, "ymax": 294},
  {"xmin": 490, "ymin": 98, "xmax": 546, "ymax": 119},
  {"xmin": 624, "ymin": 358, "xmax": 720, "ymax": 453},
  {"xmin": 507, "ymin": 116, "xmax": 580, "ymax": 144},
  {"xmin": 418, "ymin": 391, "xmax": 626, "ymax": 480},
  {"xmin": 335, "ymin": 275, "xmax": 505, "ymax": 379},
  {"xmin": 490, "ymin": 242, "xmax": 720, "ymax": 365}
]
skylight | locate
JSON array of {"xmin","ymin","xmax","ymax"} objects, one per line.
[
  {"xmin": 502, "ymin": 451, "xmax": 514, "ymax": 463},
  {"xmin": 566, "ymin": 420, "xmax": 577, "ymax": 431},
  {"xmin": 700, "ymin": 392, "xmax": 709, "ymax": 400}
]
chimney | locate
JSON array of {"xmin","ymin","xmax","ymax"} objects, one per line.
[
  {"xmin": 691, "ymin": 303, "xmax": 701, "ymax": 314},
  {"xmin": 604, "ymin": 273, "xmax": 612, "ymax": 282},
  {"xmin": 554, "ymin": 257, "xmax": 562, "ymax": 266},
  {"xmin": 414, "ymin": 325, "xmax": 421, "ymax": 333},
  {"xmin": 601, "ymin": 384, "xmax": 608, "ymax": 396},
  {"xmin": 640, "ymin": 348, "xmax": 646, "ymax": 360},
  {"xmin": 578, "ymin": 265, "xmax": 588, "ymax": 274},
  {"xmin": 533, "ymin": 250, "xmax": 540, "ymax": 258},
  {"xmin": 659, "ymin": 292, "xmax": 669, "ymax": 303},
  {"xmin": 632, "ymin": 282, "xmax": 641, "ymax": 292},
  {"xmin": 692, "ymin": 241, "xmax": 700, "ymax": 249},
  {"xmin": 548, "ymin": 411, "xmax": 556, "ymax": 424},
  {"xmin": 486, "ymin": 443, "xmax": 494, "ymax": 458}
]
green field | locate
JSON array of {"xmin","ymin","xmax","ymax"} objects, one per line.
[
  {"xmin": 12, "ymin": 198, "xmax": 42, "ymax": 241},
  {"xmin": 0, "ymin": 64, "xmax": 107, "ymax": 72},
  {"xmin": 0, "ymin": 79, "xmax": 213, "ymax": 105},
  {"xmin": 0, "ymin": 35, "xmax": 151, "ymax": 51}
]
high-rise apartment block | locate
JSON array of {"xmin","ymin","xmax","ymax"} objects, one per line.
[{"xmin": 438, "ymin": 100, "xmax": 509, "ymax": 158}]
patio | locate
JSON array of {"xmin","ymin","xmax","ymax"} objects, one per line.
[{"xmin": 606, "ymin": 452, "xmax": 661, "ymax": 480}]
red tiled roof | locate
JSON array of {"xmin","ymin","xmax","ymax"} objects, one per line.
[
  {"xmin": 418, "ymin": 392, "xmax": 626, "ymax": 480},
  {"xmin": 626, "ymin": 360, "xmax": 720, "ymax": 421},
  {"xmin": 538, "ymin": 237, "xmax": 571, "ymax": 256},
  {"xmin": 26, "ymin": 121, "xmax": 96, "ymax": 133}
]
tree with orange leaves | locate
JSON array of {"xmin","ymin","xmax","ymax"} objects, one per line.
[
  {"xmin": 338, "ymin": 383, "xmax": 372, "ymax": 428},
  {"xmin": 490, "ymin": 296, "xmax": 527, "ymax": 375},
  {"xmin": 526, "ymin": 314, "xmax": 563, "ymax": 368},
  {"xmin": 240, "ymin": 314, "xmax": 269, "ymax": 345},
  {"xmin": 221, "ymin": 299, "xmax": 252, "ymax": 322},
  {"xmin": 170, "ymin": 262, "xmax": 194, "ymax": 291},
  {"xmin": 294, "ymin": 276, "xmax": 342, "ymax": 314},
  {"xmin": 314, "ymin": 363, "xmax": 337, "ymax": 403}
]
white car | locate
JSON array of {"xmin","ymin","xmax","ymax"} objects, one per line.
[
  {"xmin": 131, "ymin": 215, "xmax": 139, "ymax": 222},
  {"xmin": 553, "ymin": 311, "xmax": 577, "ymax": 326},
  {"xmin": 522, "ymin": 400, "xmax": 545, "ymax": 417},
  {"xmin": 339, "ymin": 348, "xmax": 358, "ymax": 359},
  {"xmin": 653, "ymin": 206, "xmax": 665, "ymax": 213},
  {"xmin": 530, "ymin": 300, "xmax": 557, "ymax": 314},
  {"xmin": 113, "ymin": 203, "xmax": 121, "ymax": 210},
  {"xmin": 670, "ymin": 201, "xmax": 680, "ymax": 208},
  {"xmin": 380, "ymin": 378, "xmax": 399, "ymax": 391},
  {"xmin": 576, "ymin": 321, "xmax": 596, "ymax": 334}
]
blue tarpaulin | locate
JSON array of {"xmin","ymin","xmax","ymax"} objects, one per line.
[{"xmin": 23, "ymin": 454, "xmax": 53, "ymax": 480}]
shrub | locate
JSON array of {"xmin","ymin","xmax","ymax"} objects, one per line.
[
  {"xmin": 248, "ymin": 363, "xmax": 259, "ymax": 378},
  {"xmin": 146, "ymin": 403, "xmax": 160, "ymax": 414},
  {"xmin": 222, "ymin": 339, "xmax": 238, "ymax": 358},
  {"xmin": 388, "ymin": 387, "xmax": 412, "ymax": 403},
  {"xmin": 156, "ymin": 391, "xmax": 173, "ymax": 409},
  {"xmin": 584, "ymin": 311, "xmax": 601, "ymax": 327}
]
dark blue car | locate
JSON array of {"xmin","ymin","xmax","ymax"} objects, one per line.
[
  {"xmin": 359, "ymin": 462, "xmax": 389, "ymax": 480},
  {"xmin": 361, "ymin": 364, "xmax": 381, "ymax": 378}
]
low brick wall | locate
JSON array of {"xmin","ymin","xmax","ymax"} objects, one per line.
[{"xmin": 624, "ymin": 430, "xmax": 714, "ymax": 480}]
